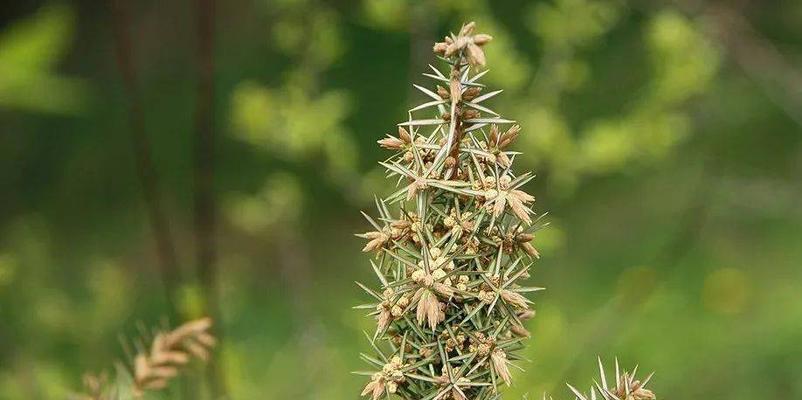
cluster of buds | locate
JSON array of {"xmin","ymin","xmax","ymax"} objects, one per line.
[
  {"xmin": 355, "ymin": 22, "xmax": 547, "ymax": 400},
  {"xmin": 360, "ymin": 356, "xmax": 407, "ymax": 400},
  {"xmin": 376, "ymin": 288, "xmax": 411, "ymax": 333},
  {"xmin": 485, "ymin": 124, "xmax": 520, "ymax": 168},
  {"xmin": 433, "ymin": 22, "xmax": 493, "ymax": 66},
  {"xmin": 615, "ymin": 375, "xmax": 656, "ymax": 400},
  {"xmin": 378, "ymin": 127, "xmax": 412, "ymax": 151}
]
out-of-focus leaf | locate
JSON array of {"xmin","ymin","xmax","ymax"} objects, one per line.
[{"xmin": 0, "ymin": 4, "xmax": 88, "ymax": 114}]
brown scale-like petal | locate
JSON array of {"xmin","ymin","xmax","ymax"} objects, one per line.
[
  {"xmin": 489, "ymin": 124, "xmax": 500, "ymax": 145},
  {"xmin": 460, "ymin": 21, "xmax": 476, "ymax": 37},
  {"xmin": 518, "ymin": 309, "xmax": 536, "ymax": 320},
  {"xmin": 360, "ymin": 231, "xmax": 389, "ymax": 252},
  {"xmin": 397, "ymin": 127, "xmax": 411, "ymax": 143},
  {"xmin": 472, "ymin": 33, "xmax": 493, "ymax": 45},
  {"xmin": 437, "ymin": 85, "xmax": 450, "ymax": 99},
  {"xmin": 508, "ymin": 189, "xmax": 535, "ymax": 224},
  {"xmin": 491, "ymin": 348, "xmax": 512, "ymax": 385},
  {"xmin": 498, "ymin": 125, "xmax": 521, "ymax": 149},
  {"xmin": 361, "ymin": 378, "xmax": 386, "ymax": 400},
  {"xmin": 501, "ymin": 289, "xmax": 529, "ymax": 309},
  {"xmin": 405, "ymin": 177, "xmax": 429, "ymax": 201},
  {"xmin": 378, "ymin": 136, "xmax": 405, "ymax": 150},
  {"xmin": 433, "ymin": 282, "xmax": 454, "ymax": 298},
  {"xmin": 376, "ymin": 308, "xmax": 392, "ymax": 333},
  {"xmin": 415, "ymin": 289, "xmax": 442, "ymax": 330},
  {"xmin": 521, "ymin": 241, "xmax": 540, "ymax": 258},
  {"xmin": 510, "ymin": 324, "xmax": 531, "ymax": 337},
  {"xmin": 445, "ymin": 37, "xmax": 467, "ymax": 57},
  {"xmin": 463, "ymin": 87, "xmax": 482, "ymax": 102},
  {"xmin": 497, "ymin": 152, "xmax": 511, "ymax": 168},
  {"xmin": 465, "ymin": 43, "xmax": 486, "ymax": 66}
]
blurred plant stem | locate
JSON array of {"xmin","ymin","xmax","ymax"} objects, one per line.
[
  {"xmin": 109, "ymin": 0, "xmax": 181, "ymax": 321},
  {"xmin": 192, "ymin": 0, "xmax": 227, "ymax": 397}
]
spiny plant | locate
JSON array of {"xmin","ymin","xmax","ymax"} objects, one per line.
[
  {"xmin": 558, "ymin": 358, "xmax": 656, "ymax": 400},
  {"xmin": 355, "ymin": 22, "xmax": 543, "ymax": 400},
  {"xmin": 355, "ymin": 22, "xmax": 658, "ymax": 400},
  {"xmin": 74, "ymin": 317, "xmax": 216, "ymax": 400}
]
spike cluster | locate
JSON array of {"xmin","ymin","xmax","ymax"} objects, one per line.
[
  {"xmin": 562, "ymin": 359, "xmax": 656, "ymax": 400},
  {"xmin": 130, "ymin": 317, "xmax": 216, "ymax": 396},
  {"xmin": 74, "ymin": 318, "xmax": 216, "ymax": 399},
  {"xmin": 356, "ymin": 22, "xmax": 545, "ymax": 400}
]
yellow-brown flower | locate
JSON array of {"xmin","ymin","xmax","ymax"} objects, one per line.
[
  {"xmin": 490, "ymin": 348, "xmax": 512, "ymax": 386},
  {"xmin": 358, "ymin": 230, "xmax": 389, "ymax": 252},
  {"xmin": 360, "ymin": 356, "xmax": 405, "ymax": 400},
  {"xmin": 433, "ymin": 21, "xmax": 494, "ymax": 66}
]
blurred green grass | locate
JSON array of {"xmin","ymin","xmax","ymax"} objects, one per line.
[{"xmin": 0, "ymin": 0, "xmax": 801, "ymax": 398}]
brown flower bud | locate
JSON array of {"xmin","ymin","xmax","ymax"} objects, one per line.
[
  {"xmin": 521, "ymin": 241, "xmax": 540, "ymax": 258},
  {"xmin": 489, "ymin": 124, "xmax": 499, "ymax": 144},
  {"xmin": 462, "ymin": 86, "xmax": 482, "ymax": 101},
  {"xmin": 437, "ymin": 85, "xmax": 450, "ymax": 99},
  {"xmin": 516, "ymin": 233, "xmax": 534, "ymax": 242},
  {"xmin": 501, "ymin": 290, "xmax": 529, "ymax": 309},
  {"xmin": 397, "ymin": 127, "xmax": 411, "ymax": 143},
  {"xmin": 460, "ymin": 22, "xmax": 476, "ymax": 37},
  {"xmin": 445, "ymin": 38, "xmax": 464, "ymax": 57},
  {"xmin": 510, "ymin": 324, "xmax": 530, "ymax": 337},
  {"xmin": 465, "ymin": 43, "xmax": 486, "ymax": 67},
  {"xmin": 462, "ymin": 109, "xmax": 480, "ymax": 120},
  {"xmin": 391, "ymin": 220, "xmax": 411, "ymax": 230},
  {"xmin": 472, "ymin": 34, "xmax": 493, "ymax": 46},
  {"xmin": 378, "ymin": 136, "xmax": 405, "ymax": 150},
  {"xmin": 518, "ymin": 309, "xmax": 536, "ymax": 321},
  {"xmin": 499, "ymin": 125, "xmax": 521, "ymax": 149},
  {"xmin": 497, "ymin": 152, "xmax": 511, "ymax": 168}
]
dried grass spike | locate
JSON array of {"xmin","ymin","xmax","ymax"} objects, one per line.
[
  {"xmin": 131, "ymin": 317, "xmax": 216, "ymax": 397},
  {"xmin": 74, "ymin": 317, "xmax": 216, "ymax": 399}
]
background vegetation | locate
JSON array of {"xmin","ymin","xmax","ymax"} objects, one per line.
[{"xmin": 1, "ymin": 0, "xmax": 801, "ymax": 398}]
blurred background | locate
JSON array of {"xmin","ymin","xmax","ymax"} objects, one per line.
[{"xmin": 1, "ymin": 0, "xmax": 801, "ymax": 398}]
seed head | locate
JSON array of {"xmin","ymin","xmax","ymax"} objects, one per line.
[{"xmin": 357, "ymin": 22, "xmax": 546, "ymax": 399}]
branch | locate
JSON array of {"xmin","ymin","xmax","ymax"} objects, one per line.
[
  {"xmin": 192, "ymin": 0, "xmax": 227, "ymax": 396},
  {"xmin": 110, "ymin": 0, "xmax": 181, "ymax": 320}
]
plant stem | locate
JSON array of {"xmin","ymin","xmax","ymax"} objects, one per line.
[
  {"xmin": 110, "ymin": 0, "xmax": 181, "ymax": 321},
  {"xmin": 192, "ymin": 0, "xmax": 227, "ymax": 396}
]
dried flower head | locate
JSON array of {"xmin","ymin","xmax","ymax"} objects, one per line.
[
  {"xmin": 564, "ymin": 358, "xmax": 658, "ymax": 400},
  {"xmin": 131, "ymin": 317, "xmax": 216, "ymax": 396},
  {"xmin": 434, "ymin": 21, "xmax": 494, "ymax": 66},
  {"xmin": 355, "ymin": 22, "xmax": 546, "ymax": 399},
  {"xmin": 73, "ymin": 318, "xmax": 216, "ymax": 399},
  {"xmin": 361, "ymin": 356, "xmax": 407, "ymax": 400}
]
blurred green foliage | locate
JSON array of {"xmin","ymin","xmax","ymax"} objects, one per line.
[
  {"xmin": 0, "ymin": 4, "xmax": 87, "ymax": 113},
  {"xmin": 0, "ymin": 0, "xmax": 801, "ymax": 399}
]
